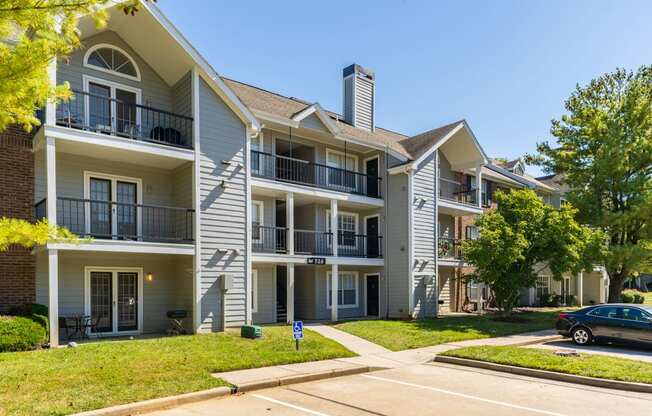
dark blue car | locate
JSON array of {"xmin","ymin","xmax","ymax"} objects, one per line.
[{"xmin": 556, "ymin": 304, "xmax": 652, "ymax": 346}]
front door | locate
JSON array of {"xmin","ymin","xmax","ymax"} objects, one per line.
[
  {"xmin": 366, "ymin": 216, "xmax": 380, "ymax": 258},
  {"xmin": 365, "ymin": 157, "xmax": 379, "ymax": 198},
  {"xmin": 366, "ymin": 274, "xmax": 379, "ymax": 316},
  {"xmin": 87, "ymin": 269, "xmax": 141, "ymax": 335}
]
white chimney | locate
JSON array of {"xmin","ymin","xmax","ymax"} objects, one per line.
[{"xmin": 343, "ymin": 64, "xmax": 375, "ymax": 131}]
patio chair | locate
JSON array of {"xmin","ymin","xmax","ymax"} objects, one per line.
[
  {"xmin": 81, "ymin": 315, "xmax": 101, "ymax": 339},
  {"xmin": 59, "ymin": 317, "xmax": 73, "ymax": 340}
]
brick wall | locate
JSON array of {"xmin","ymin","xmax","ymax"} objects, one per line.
[{"xmin": 0, "ymin": 125, "xmax": 35, "ymax": 313}]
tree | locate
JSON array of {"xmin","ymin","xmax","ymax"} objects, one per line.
[
  {"xmin": 0, "ymin": 217, "xmax": 80, "ymax": 251},
  {"xmin": 533, "ymin": 66, "xmax": 652, "ymax": 302},
  {"xmin": 462, "ymin": 189, "xmax": 603, "ymax": 313},
  {"xmin": 0, "ymin": 0, "xmax": 150, "ymax": 132}
]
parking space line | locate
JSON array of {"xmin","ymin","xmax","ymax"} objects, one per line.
[
  {"xmin": 251, "ymin": 394, "xmax": 332, "ymax": 416},
  {"xmin": 360, "ymin": 374, "xmax": 568, "ymax": 416}
]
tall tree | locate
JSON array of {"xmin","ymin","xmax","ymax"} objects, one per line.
[
  {"xmin": 0, "ymin": 0, "xmax": 149, "ymax": 132},
  {"xmin": 462, "ymin": 189, "xmax": 603, "ymax": 313},
  {"xmin": 533, "ymin": 66, "xmax": 652, "ymax": 302}
]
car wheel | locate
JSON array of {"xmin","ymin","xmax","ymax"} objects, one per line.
[{"xmin": 571, "ymin": 327, "xmax": 592, "ymax": 345}]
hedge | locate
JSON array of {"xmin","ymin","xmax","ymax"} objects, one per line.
[{"xmin": 0, "ymin": 315, "xmax": 47, "ymax": 352}]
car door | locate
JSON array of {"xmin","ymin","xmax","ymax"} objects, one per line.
[
  {"xmin": 587, "ymin": 306, "xmax": 624, "ymax": 339},
  {"xmin": 620, "ymin": 307, "xmax": 652, "ymax": 344}
]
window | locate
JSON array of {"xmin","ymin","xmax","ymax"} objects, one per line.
[
  {"xmin": 84, "ymin": 44, "xmax": 141, "ymax": 81},
  {"xmin": 251, "ymin": 270, "xmax": 258, "ymax": 313},
  {"xmin": 621, "ymin": 307, "xmax": 650, "ymax": 322},
  {"xmin": 326, "ymin": 149, "xmax": 358, "ymax": 189},
  {"xmin": 327, "ymin": 271, "xmax": 359, "ymax": 308},
  {"xmin": 326, "ymin": 211, "xmax": 358, "ymax": 247},
  {"xmin": 83, "ymin": 75, "xmax": 142, "ymax": 135},
  {"xmin": 465, "ymin": 225, "xmax": 479, "ymax": 240},
  {"xmin": 590, "ymin": 306, "xmax": 621, "ymax": 319},
  {"xmin": 536, "ymin": 276, "xmax": 550, "ymax": 300},
  {"xmin": 252, "ymin": 201, "xmax": 263, "ymax": 241}
]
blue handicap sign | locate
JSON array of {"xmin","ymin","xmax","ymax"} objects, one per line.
[{"xmin": 293, "ymin": 321, "xmax": 304, "ymax": 340}]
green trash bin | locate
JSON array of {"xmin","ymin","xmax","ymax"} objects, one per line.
[{"xmin": 241, "ymin": 325, "xmax": 262, "ymax": 339}]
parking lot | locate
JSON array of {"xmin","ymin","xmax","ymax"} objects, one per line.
[{"xmin": 148, "ymin": 363, "xmax": 652, "ymax": 416}]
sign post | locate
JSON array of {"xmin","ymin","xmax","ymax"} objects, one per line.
[{"xmin": 292, "ymin": 321, "xmax": 303, "ymax": 351}]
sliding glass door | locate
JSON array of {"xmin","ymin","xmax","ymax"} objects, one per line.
[{"xmin": 87, "ymin": 268, "xmax": 142, "ymax": 336}]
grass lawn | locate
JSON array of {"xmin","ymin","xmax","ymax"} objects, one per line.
[
  {"xmin": 334, "ymin": 310, "xmax": 562, "ymax": 351},
  {"xmin": 644, "ymin": 292, "xmax": 652, "ymax": 305},
  {"xmin": 0, "ymin": 326, "xmax": 354, "ymax": 416},
  {"xmin": 442, "ymin": 345, "xmax": 652, "ymax": 384}
]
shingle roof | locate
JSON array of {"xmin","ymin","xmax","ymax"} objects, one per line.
[{"xmin": 397, "ymin": 121, "xmax": 464, "ymax": 160}]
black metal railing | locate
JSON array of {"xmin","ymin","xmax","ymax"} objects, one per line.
[
  {"xmin": 438, "ymin": 237, "xmax": 463, "ymax": 260},
  {"xmin": 336, "ymin": 232, "xmax": 383, "ymax": 258},
  {"xmin": 251, "ymin": 150, "xmax": 382, "ymax": 198},
  {"xmin": 439, "ymin": 178, "xmax": 477, "ymax": 206},
  {"xmin": 252, "ymin": 225, "xmax": 287, "ymax": 253},
  {"xmin": 295, "ymin": 230, "xmax": 333, "ymax": 256},
  {"xmin": 55, "ymin": 89, "xmax": 193, "ymax": 149},
  {"xmin": 36, "ymin": 197, "xmax": 194, "ymax": 243}
]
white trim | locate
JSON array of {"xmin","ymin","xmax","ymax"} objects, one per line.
[
  {"xmin": 251, "ymin": 200, "xmax": 264, "ymax": 244},
  {"xmin": 84, "ymin": 266, "xmax": 144, "ymax": 336},
  {"xmin": 83, "ymin": 171, "xmax": 143, "ymax": 238},
  {"xmin": 292, "ymin": 104, "xmax": 341, "ymax": 136},
  {"xmin": 46, "ymin": 240, "xmax": 194, "ymax": 255},
  {"xmin": 251, "ymin": 269, "xmax": 258, "ymax": 313},
  {"xmin": 245, "ymin": 125, "xmax": 254, "ymax": 325},
  {"xmin": 191, "ymin": 66, "xmax": 202, "ymax": 333},
  {"xmin": 326, "ymin": 210, "xmax": 359, "ymax": 249},
  {"xmin": 82, "ymin": 74, "xmax": 143, "ymax": 133},
  {"xmin": 326, "ymin": 270, "xmax": 359, "ymax": 309},
  {"xmin": 364, "ymin": 273, "xmax": 380, "ymax": 316},
  {"xmin": 326, "ymin": 147, "xmax": 359, "ymax": 171},
  {"xmin": 251, "ymin": 253, "xmax": 384, "ymax": 267},
  {"xmin": 83, "ymin": 43, "xmax": 142, "ymax": 81},
  {"xmin": 407, "ymin": 170, "xmax": 415, "ymax": 315}
]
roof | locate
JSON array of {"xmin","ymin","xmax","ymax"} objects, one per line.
[{"xmin": 396, "ymin": 121, "xmax": 464, "ymax": 160}]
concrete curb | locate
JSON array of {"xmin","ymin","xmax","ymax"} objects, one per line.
[
  {"xmin": 433, "ymin": 356, "xmax": 652, "ymax": 394},
  {"xmin": 235, "ymin": 365, "xmax": 374, "ymax": 392},
  {"xmin": 72, "ymin": 387, "xmax": 233, "ymax": 416}
]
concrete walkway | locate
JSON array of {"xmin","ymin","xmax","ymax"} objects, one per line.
[{"xmin": 213, "ymin": 327, "xmax": 561, "ymax": 389}]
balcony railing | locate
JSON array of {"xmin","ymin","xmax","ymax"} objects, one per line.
[
  {"xmin": 336, "ymin": 232, "xmax": 383, "ymax": 258},
  {"xmin": 55, "ymin": 89, "xmax": 193, "ymax": 149},
  {"xmin": 35, "ymin": 197, "xmax": 194, "ymax": 243},
  {"xmin": 439, "ymin": 178, "xmax": 477, "ymax": 206},
  {"xmin": 252, "ymin": 225, "xmax": 287, "ymax": 253},
  {"xmin": 438, "ymin": 237, "xmax": 463, "ymax": 260},
  {"xmin": 251, "ymin": 150, "xmax": 382, "ymax": 198},
  {"xmin": 295, "ymin": 229, "xmax": 333, "ymax": 256}
]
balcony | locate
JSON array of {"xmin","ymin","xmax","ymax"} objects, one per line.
[
  {"xmin": 438, "ymin": 237, "xmax": 463, "ymax": 260},
  {"xmin": 251, "ymin": 150, "xmax": 382, "ymax": 198},
  {"xmin": 439, "ymin": 178, "xmax": 476, "ymax": 206},
  {"xmin": 54, "ymin": 90, "xmax": 193, "ymax": 150},
  {"xmin": 251, "ymin": 225, "xmax": 382, "ymax": 258},
  {"xmin": 35, "ymin": 197, "xmax": 194, "ymax": 243}
]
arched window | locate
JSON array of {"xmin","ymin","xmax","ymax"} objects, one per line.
[{"xmin": 84, "ymin": 44, "xmax": 141, "ymax": 81}]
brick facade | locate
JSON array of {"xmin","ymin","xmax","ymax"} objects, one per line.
[{"xmin": 0, "ymin": 125, "xmax": 35, "ymax": 313}]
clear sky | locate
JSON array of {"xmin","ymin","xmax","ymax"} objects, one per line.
[{"xmin": 159, "ymin": 0, "xmax": 651, "ymax": 175}]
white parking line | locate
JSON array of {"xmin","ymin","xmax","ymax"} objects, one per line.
[
  {"xmin": 360, "ymin": 374, "xmax": 568, "ymax": 416},
  {"xmin": 252, "ymin": 394, "xmax": 331, "ymax": 416}
]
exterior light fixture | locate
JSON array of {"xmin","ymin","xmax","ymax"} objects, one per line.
[{"xmin": 146, "ymin": 272, "xmax": 153, "ymax": 282}]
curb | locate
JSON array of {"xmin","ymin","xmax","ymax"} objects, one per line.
[
  {"xmin": 235, "ymin": 365, "xmax": 373, "ymax": 392},
  {"xmin": 433, "ymin": 355, "xmax": 652, "ymax": 394},
  {"xmin": 72, "ymin": 386, "xmax": 233, "ymax": 416}
]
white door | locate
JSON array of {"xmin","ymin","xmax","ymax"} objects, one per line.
[{"xmin": 86, "ymin": 268, "xmax": 143, "ymax": 335}]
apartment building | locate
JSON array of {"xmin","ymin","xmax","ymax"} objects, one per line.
[{"xmin": 9, "ymin": 3, "xmax": 601, "ymax": 346}]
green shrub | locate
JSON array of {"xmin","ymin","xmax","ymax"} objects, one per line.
[
  {"xmin": 621, "ymin": 290, "xmax": 643, "ymax": 304},
  {"xmin": 633, "ymin": 293, "xmax": 645, "ymax": 304},
  {"xmin": 7, "ymin": 302, "xmax": 49, "ymax": 335},
  {"xmin": 0, "ymin": 315, "xmax": 47, "ymax": 352}
]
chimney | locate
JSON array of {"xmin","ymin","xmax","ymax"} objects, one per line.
[{"xmin": 343, "ymin": 64, "xmax": 375, "ymax": 131}]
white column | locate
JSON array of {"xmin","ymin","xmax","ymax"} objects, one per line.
[
  {"xmin": 330, "ymin": 199, "xmax": 338, "ymax": 257},
  {"xmin": 577, "ymin": 272, "xmax": 584, "ymax": 307},
  {"xmin": 45, "ymin": 137, "xmax": 57, "ymax": 224},
  {"xmin": 45, "ymin": 59, "xmax": 57, "ymax": 125},
  {"xmin": 331, "ymin": 263, "xmax": 338, "ymax": 322},
  {"xmin": 475, "ymin": 163, "xmax": 483, "ymax": 208},
  {"xmin": 286, "ymin": 192, "xmax": 294, "ymax": 255},
  {"xmin": 48, "ymin": 249, "xmax": 59, "ymax": 347},
  {"xmin": 191, "ymin": 66, "xmax": 203, "ymax": 332},
  {"xmin": 286, "ymin": 263, "xmax": 295, "ymax": 324}
]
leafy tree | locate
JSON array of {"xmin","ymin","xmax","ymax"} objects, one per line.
[
  {"xmin": 462, "ymin": 189, "xmax": 603, "ymax": 313},
  {"xmin": 0, "ymin": 217, "xmax": 80, "ymax": 251},
  {"xmin": 0, "ymin": 0, "xmax": 150, "ymax": 132},
  {"xmin": 533, "ymin": 66, "xmax": 652, "ymax": 302}
]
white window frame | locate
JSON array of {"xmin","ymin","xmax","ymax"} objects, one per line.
[
  {"xmin": 83, "ymin": 171, "xmax": 143, "ymax": 239},
  {"xmin": 83, "ymin": 43, "xmax": 142, "ymax": 81},
  {"xmin": 82, "ymin": 74, "xmax": 143, "ymax": 134},
  {"xmin": 326, "ymin": 148, "xmax": 359, "ymax": 189},
  {"xmin": 84, "ymin": 266, "xmax": 144, "ymax": 336},
  {"xmin": 251, "ymin": 200, "xmax": 264, "ymax": 243},
  {"xmin": 326, "ymin": 210, "xmax": 359, "ymax": 248},
  {"xmin": 251, "ymin": 269, "xmax": 258, "ymax": 313},
  {"xmin": 536, "ymin": 275, "xmax": 551, "ymax": 299},
  {"xmin": 326, "ymin": 271, "xmax": 359, "ymax": 309}
]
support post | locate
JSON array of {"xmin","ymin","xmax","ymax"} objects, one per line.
[
  {"xmin": 45, "ymin": 59, "xmax": 57, "ymax": 125},
  {"xmin": 286, "ymin": 192, "xmax": 294, "ymax": 255},
  {"xmin": 191, "ymin": 66, "xmax": 203, "ymax": 332},
  {"xmin": 48, "ymin": 249, "xmax": 59, "ymax": 347},
  {"xmin": 45, "ymin": 137, "xmax": 57, "ymax": 224},
  {"xmin": 475, "ymin": 163, "xmax": 483, "ymax": 208},
  {"xmin": 577, "ymin": 272, "xmax": 584, "ymax": 307},
  {"xmin": 330, "ymin": 199, "xmax": 338, "ymax": 257},
  {"xmin": 286, "ymin": 263, "xmax": 295, "ymax": 324},
  {"xmin": 331, "ymin": 263, "xmax": 339, "ymax": 322}
]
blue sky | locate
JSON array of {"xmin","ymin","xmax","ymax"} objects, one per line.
[{"xmin": 159, "ymin": 0, "xmax": 651, "ymax": 175}]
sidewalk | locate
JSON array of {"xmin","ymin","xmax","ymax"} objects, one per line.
[{"xmin": 213, "ymin": 327, "xmax": 560, "ymax": 390}]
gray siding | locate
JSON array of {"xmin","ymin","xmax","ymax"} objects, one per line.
[
  {"xmin": 58, "ymin": 31, "xmax": 174, "ymax": 111},
  {"xmin": 300, "ymin": 113, "xmax": 328, "ymax": 133},
  {"xmin": 252, "ymin": 265, "xmax": 276, "ymax": 324},
  {"xmin": 171, "ymin": 71, "xmax": 192, "ymax": 118},
  {"xmin": 385, "ymin": 173, "xmax": 410, "ymax": 317},
  {"xmin": 413, "ymin": 274, "xmax": 436, "ymax": 318},
  {"xmin": 198, "ymin": 78, "xmax": 247, "ymax": 330},
  {"xmin": 439, "ymin": 152, "xmax": 456, "ymax": 181},
  {"xmin": 437, "ymin": 267, "xmax": 454, "ymax": 314},
  {"xmin": 413, "ymin": 153, "xmax": 436, "ymax": 275},
  {"xmin": 312, "ymin": 266, "xmax": 384, "ymax": 320}
]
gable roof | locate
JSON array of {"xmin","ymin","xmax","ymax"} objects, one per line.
[{"xmin": 397, "ymin": 121, "xmax": 464, "ymax": 160}]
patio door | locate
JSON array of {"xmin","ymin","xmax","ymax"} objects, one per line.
[
  {"xmin": 84, "ymin": 76, "xmax": 141, "ymax": 135},
  {"xmin": 85, "ymin": 173, "xmax": 142, "ymax": 240},
  {"xmin": 86, "ymin": 268, "xmax": 143, "ymax": 336}
]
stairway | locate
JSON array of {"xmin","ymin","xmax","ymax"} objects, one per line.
[{"xmin": 276, "ymin": 300, "xmax": 287, "ymax": 323}]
